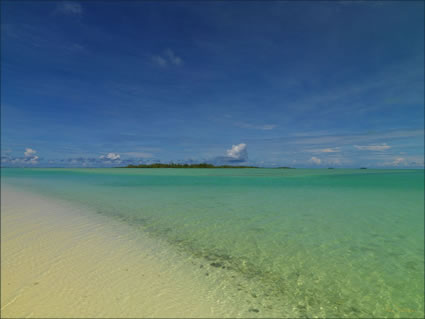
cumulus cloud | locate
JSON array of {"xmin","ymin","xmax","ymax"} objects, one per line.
[
  {"xmin": 152, "ymin": 49, "xmax": 183, "ymax": 67},
  {"xmin": 1, "ymin": 148, "xmax": 40, "ymax": 166},
  {"xmin": 55, "ymin": 1, "xmax": 83, "ymax": 16},
  {"xmin": 99, "ymin": 152, "xmax": 121, "ymax": 160},
  {"xmin": 24, "ymin": 148, "xmax": 37, "ymax": 157},
  {"xmin": 23, "ymin": 148, "xmax": 39, "ymax": 164},
  {"xmin": 354, "ymin": 143, "xmax": 391, "ymax": 151},
  {"xmin": 213, "ymin": 143, "xmax": 248, "ymax": 164},
  {"xmin": 309, "ymin": 156, "xmax": 322, "ymax": 165},
  {"xmin": 28, "ymin": 156, "xmax": 39, "ymax": 164},
  {"xmin": 226, "ymin": 143, "xmax": 248, "ymax": 160}
]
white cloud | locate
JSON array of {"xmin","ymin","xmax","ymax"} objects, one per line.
[
  {"xmin": 226, "ymin": 143, "xmax": 248, "ymax": 160},
  {"xmin": 379, "ymin": 155, "xmax": 424, "ymax": 167},
  {"xmin": 2, "ymin": 149, "xmax": 40, "ymax": 166},
  {"xmin": 99, "ymin": 153, "xmax": 121, "ymax": 160},
  {"xmin": 309, "ymin": 156, "xmax": 322, "ymax": 165},
  {"xmin": 354, "ymin": 143, "xmax": 391, "ymax": 151},
  {"xmin": 392, "ymin": 157, "xmax": 405, "ymax": 165},
  {"xmin": 152, "ymin": 56, "xmax": 167, "ymax": 67},
  {"xmin": 164, "ymin": 49, "xmax": 183, "ymax": 66},
  {"xmin": 24, "ymin": 148, "xmax": 37, "ymax": 157},
  {"xmin": 55, "ymin": 1, "xmax": 83, "ymax": 15},
  {"xmin": 288, "ymin": 129, "xmax": 423, "ymax": 146},
  {"xmin": 380, "ymin": 157, "xmax": 405, "ymax": 167},
  {"xmin": 305, "ymin": 147, "xmax": 340, "ymax": 153},
  {"xmin": 261, "ymin": 124, "xmax": 276, "ymax": 130},
  {"xmin": 152, "ymin": 49, "xmax": 183, "ymax": 67},
  {"xmin": 28, "ymin": 156, "xmax": 39, "ymax": 164}
]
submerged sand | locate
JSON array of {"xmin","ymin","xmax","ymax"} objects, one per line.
[{"xmin": 1, "ymin": 185, "xmax": 245, "ymax": 318}]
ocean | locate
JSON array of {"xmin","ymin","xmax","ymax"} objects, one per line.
[{"xmin": 2, "ymin": 168, "xmax": 424, "ymax": 318}]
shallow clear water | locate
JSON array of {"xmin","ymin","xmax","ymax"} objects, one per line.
[{"xmin": 2, "ymin": 168, "xmax": 424, "ymax": 318}]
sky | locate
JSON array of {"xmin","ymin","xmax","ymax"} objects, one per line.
[{"xmin": 1, "ymin": 0, "xmax": 424, "ymax": 168}]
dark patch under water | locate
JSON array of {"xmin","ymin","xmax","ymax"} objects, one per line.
[{"xmin": 89, "ymin": 206, "xmax": 425, "ymax": 317}]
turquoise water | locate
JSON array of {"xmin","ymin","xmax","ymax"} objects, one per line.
[{"xmin": 2, "ymin": 168, "xmax": 424, "ymax": 318}]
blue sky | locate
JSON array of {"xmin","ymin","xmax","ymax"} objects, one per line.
[{"xmin": 1, "ymin": 1, "xmax": 424, "ymax": 168}]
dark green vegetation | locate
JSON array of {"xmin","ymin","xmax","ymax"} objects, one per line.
[{"xmin": 123, "ymin": 163, "xmax": 259, "ymax": 168}]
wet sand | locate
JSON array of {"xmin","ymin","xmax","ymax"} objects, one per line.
[{"xmin": 1, "ymin": 185, "xmax": 240, "ymax": 318}]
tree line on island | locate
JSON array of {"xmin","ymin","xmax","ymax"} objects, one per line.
[{"xmin": 122, "ymin": 163, "xmax": 296, "ymax": 169}]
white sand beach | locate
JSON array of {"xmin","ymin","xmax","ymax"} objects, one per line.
[{"xmin": 1, "ymin": 185, "xmax": 242, "ymax": 318}]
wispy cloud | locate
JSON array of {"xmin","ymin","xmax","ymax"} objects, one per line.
[
  {"xmin": 380, "ymin": 156, "xmax": 406, "ymax": 167},
  {"xmin": 152, "ymin": 56, "xmax": 167, "ymax": 67},
  {"xmin": 305, "ymin": 147, "xmax": 340, "ymax": 153},
  {"xmin": 164, "ymin": 49, "xmax": 182, "ymax": 66},
  {"xmin": 152, "ymin": 49, "xmax": 183, "ymax": 67},
  {"xmin": 392, "ymin": 157, "xmax": 405, "ymax": 165},
  {"xmin": 121, "ymin": 151, "xmax": 154, "ymax": 158},
  {"xmin": 235, "ymin": 122, "xmax": 277, "ymax": 130},
  {"xmin": 305, "ymin": 155, "xmax": 348, "ymax": 167},
  {"xmin": 284, "ymin": 129, "xmax": 423, "ymax": 146},
  {"xmin": 379, "ymin": 155, "xmax": 424, "ymax": 167},
  {"xmin": 280, "ymin": 56, "xmax": 423, "ymax": 120},
  {"xmin": 354, "ymin": 143, "xmax": 391, "ymax": 151},
  {"xmin": 55, "ymin": 1, "xmax": 83, "ymax": 16},
  {"xmin": 3, "ymin": 23, "xmax": 86, "ymax": 56},
  {"xmin": 3, "ymin": 156, "xmax": 39, "ymax": 165}
]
